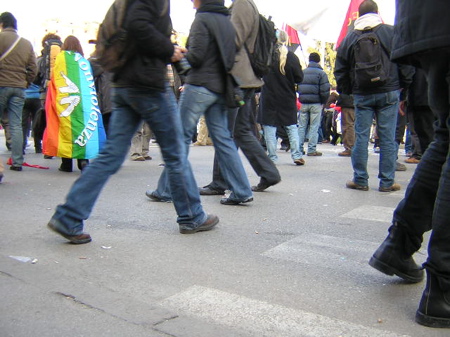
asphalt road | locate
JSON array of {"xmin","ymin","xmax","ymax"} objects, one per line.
[{"xmin": 0, "ymin": 136, "xmax": 444, "ymax": 337}]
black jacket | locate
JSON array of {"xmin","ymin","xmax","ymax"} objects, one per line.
[
  {"xmin": 260, "ymin": 50, "xmax": 303, "ymax": 126},
  {"xmin": 114, "ymin": 0, "xmax": 174, "ymax": 91},
  {"xmin": 335, "ymin": 23, "xmax": 413, "ymax": 96},
  {"xmin": 185, "ymin": 2, "xmax": 235, "ymax": 94},
  {"xmin": 298, "ymin": 62, "xmax": 330, "ymax": 104},
  {"xmin": 392, "ymin": 0, "xmax": 450, "ymax": 66}
]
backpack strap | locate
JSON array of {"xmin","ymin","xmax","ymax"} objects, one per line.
[{"xmin": 0, "ymin": 36, "xmax": 22, "ymax": 62}]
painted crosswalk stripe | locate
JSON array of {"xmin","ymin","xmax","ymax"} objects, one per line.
[
  {"xmin": 161, "ymin": 286, "xmax": 410, "ymax": 337},
  {"xmin": 340, "ymin": 205, "xmax": 394, "ymax": 223}
]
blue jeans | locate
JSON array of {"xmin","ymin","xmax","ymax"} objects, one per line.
[
  {"xmin": 50, "ymin": 86, "xmax": 207, "ymax": 235},
  {"xmin": 352, "ymin": 90, "xmax": 400, "ymax": 188},
  {"xmin": 298, "ymin": 103, "xmax": 322, "ymax": 153},
  {"xmin": 0, "ymin": 87, "xmax": 25, "ymax": 167},
  {"xmin": 263, "ymin": 124, "xmax": 301, "ymax": 162},
  {"xmin": 156, "ymin": 84, "xmax": 252, "ymax": 201}
]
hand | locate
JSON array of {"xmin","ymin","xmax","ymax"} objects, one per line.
[
  {"xmin": 399, "ymin": 100, "xmax": 406, "ymax": 116},
  {"xmin": 171, "ymin": 45, "xmax": 187, "ymax": 63}
]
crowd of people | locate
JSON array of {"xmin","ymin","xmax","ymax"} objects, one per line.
[{"xmin": 0, "ymin": 0, "xmax": 449, "ymax": 329}]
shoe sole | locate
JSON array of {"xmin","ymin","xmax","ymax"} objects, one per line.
[
  {"xmin": 346, "ymin": 183, "xmax": 369, "ymax": 191},
  {"xmin": 145, "ymin": 192, "xmax": 172, "ymax": 203},
  {"xmin": 369, "ymin": 256, "xmax": 423, "ymax": 283},
  {"xmin": 220, "ymin": 197, "xmax": 253, "ymax": 205},
  {"xmin": 416, "ymin": 311, "xmax": 450, "ymax": 328},
  {"xmin": 47, "ymin": 223, "xmax": 92, "ymax": 244},
  {"xmin": 179, "ymin": 216, "xmax": 219, "ymax": 234}
]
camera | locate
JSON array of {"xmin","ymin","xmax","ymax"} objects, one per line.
[{"xmin": 173, "ymin": 57, "xmax": 191, "ymax": 76}]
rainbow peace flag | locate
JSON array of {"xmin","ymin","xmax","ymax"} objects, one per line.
[{"xmin": 43, "ymin": 51, "xmax": 106, "ymax": 159}]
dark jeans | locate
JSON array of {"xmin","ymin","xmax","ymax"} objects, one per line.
[
  {"xmin": 392, "ymin": 50, "xmax": 450, "ymax": 290},
  {"xmin": 208, "ymin": 88, "xmax": 280, "ymax": 191},
  {"xmin": 22, "ymin": 98, "xmax": 42, "ymax": 150},
  {"xmin": 410, "ymin": 105, "xmax": 435, "ymax": 156}
]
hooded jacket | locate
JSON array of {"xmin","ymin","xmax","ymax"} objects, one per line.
[
  {"xmin": 185, "ymin": 0, "xmax": 235, "ymax": 94},
  {"xmin": 334, "ymin": 13, "xmax": 413, "ymax": 96},
  {"xmin": 113, "ymin": 0, "xmax": 174, "ymax": 91}
]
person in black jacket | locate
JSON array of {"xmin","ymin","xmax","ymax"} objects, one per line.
[
  {"xmin": 46, "ymin": 0, "xmax": 219, "ymax": 243},
  {"xmin": 335, "ymin": 0, "xmax": 413, "ymax": 193},
  {"xmin": 147, "ymin": 0, "xmax": 253, "ymax": 205},
  {"xmin": 259, "ymin": 30, "xmax": 304, "ymax": 165},
  {"xmin": 298, "ymin": 52, "xmax": 330, "ymax": 157},
  {"xmin": 368, "ymin": 0, "xmax": 450, "ymax": 328}
]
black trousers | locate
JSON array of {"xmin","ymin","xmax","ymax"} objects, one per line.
[
  {"xmin": 393, "ymin": 50, "xmax": 450, "ymax": 290},
  {"xmin": 208, "ymin": 88, "xmax": 280, "ymax": 191}
]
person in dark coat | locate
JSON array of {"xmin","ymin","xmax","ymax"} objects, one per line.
[
  {"xmin": 335, "ymin": 0, "xmax": 413, "ymax": 192},
  {"xmin": 147, "ymin": 0, "xmax": 253, "ymax": 206},
  {"xmin": 298, "ymin": 52, "xmax": 330, "ymax": 157},
  {"xmin": 368, "ymin": 0, "xmax": 450, "ymax": 328},
  {"xmin": 259, "ymin": 30, "xmax": 304, "ymax": 165},
  {"xmin": 46, "ymin": 0, "xmax": 219, "ymax": 243}
]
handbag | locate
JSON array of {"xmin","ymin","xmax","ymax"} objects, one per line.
[{"xmin": 0, "ymin": 36, "xmax": 22, "ymax": 62}]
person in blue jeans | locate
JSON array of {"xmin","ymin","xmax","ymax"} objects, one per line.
[
  {"xmin": 47, "ymin": 0, "xmax": 219, "ymax": 243},
  {"xmin": 297, "ymin": 52, "xmax": 330, "ymax": 157},
  {"xmin": 334, "ymin": 0, "xmax": 413, "ymax": 192},
  {"xmin": 146, "ymin": 0, "xmax": 253, "ymax": 206},
  {"xmin": 369, "ymin": 0, "xmax": 450, "ymax": 328}
]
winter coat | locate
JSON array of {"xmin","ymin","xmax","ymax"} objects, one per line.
[
  {"xmin": 298, "ymin": 62, "xmax": 330, "ymax": 104},
  {"xmin": 260, "ymin": 50, "xmax": 303, "ymax": 126},
  {"xmin": 334, "ymin": 22, "xmax": 413, "ymax": 96},
  {"xmin": 185, "ymin": 2, "xmax": 235, "ymax": 94},
  {"xmin": 229, "ymin": 0, "xmax": 264, "ymax": 89},
  {"xmin": 90, "ymin": 57, "xmax": 113, "ymax": 115},
  {"xmin": 0, "ymin": 28, "xmax": 37, "ymax": 88},
  {"xmin": 114, "ymin": 0, "xmax": 174, "ymax": 91},
  {"xmin": 391, "ymin": 0, "xmax": 450, "ymax": 66}
]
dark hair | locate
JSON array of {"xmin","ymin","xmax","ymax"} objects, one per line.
[
  {"xmin": 0, "ymin": 12, "xmax": 17, "ymax": 30},
  {"xmin": 62, "ymin": 35, "xmax": 84, "ymax": 56},
  {"xmin": 359, "ymin": 0, "xmax": 378, "ymax": 16},
  {"xmin": 42, "ymin": 33, "xmax": 61, "ymax": 47},
  {"xmin": 309, "ymin": 52, "xmax": 321, "ymax": 63}
]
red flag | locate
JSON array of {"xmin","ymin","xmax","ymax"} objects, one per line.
[
  {"xmin": 336, "ymin": 0, "xmax": 364, "ymax": 49},
  {"xmin": 282, "ymin": 23, "xmax": 301, "ymax": 53}
]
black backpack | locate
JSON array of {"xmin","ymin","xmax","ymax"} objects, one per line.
[
  {"xmin": 353, "ymin": 26, "xmax": 390, "ymax": 90},
  {"xmin": 245, "ymin": 14, "xmax": 277, "ymax": 78},
  {"xmin": 95, "ymin": 0, "xmax": 137, "ymax": 73}
]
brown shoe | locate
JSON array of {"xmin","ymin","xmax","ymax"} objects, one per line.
[
  {"xmin": 379, "ymin": 183, "xmax": 401, "ymax": 192},
  {"xmin": 47, "ymin": 221, "xmax": 92, "ymax": 244},
  {"xmin": 294, "ymin": 158, "xmax": 305, "ymax": 165},
  {"xmin": 346, "ymin": 180, "xmax": 369, "ymax": 191},
  {"xmin": 179, "ymin": 214, "xmax": 219, "ymax": 234},
  {"xmin": 338, "ymin": 150, "xmax": 352, "ymax": 157},
  {"xmin": 307, "ymin": 151, "xmax": 322, "ymax": 156},
  {"xmin": 405, "ymin": 157, "xmax": 420, "ymax": 164}
]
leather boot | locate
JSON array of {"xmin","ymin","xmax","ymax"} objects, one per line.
[
  {"xmin": 369, "ymin": 222, "xmax": 424, "ymax": 283},
  {"xmin": 416, "ymin": 271, "xmax": 450, "ymax": 328}
]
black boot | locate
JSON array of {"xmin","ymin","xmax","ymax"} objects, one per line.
[
  {"xmin": 77, "ymin": 159, "xmax": 89, "ymax": 171},
  {"xmin": 369, "ymin": 222, "xmax": 424, "ymax": 283},
  {"xmin": 416, "ymin": 271, "xmax": 450, "ymax": 328}
]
